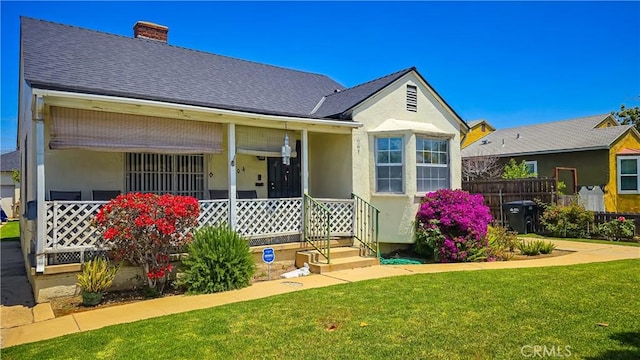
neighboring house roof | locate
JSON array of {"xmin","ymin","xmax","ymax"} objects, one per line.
[
  {"xmin": 462, "ymin": 114, "xmax": 634, "ymax": 157},
  {"xmin": 21, "ymin": 17, "xmax": 346, "ymax": 119},
  {"xmin": 0, "ymin": 151, "xmax": 20, "ymax": 172}
]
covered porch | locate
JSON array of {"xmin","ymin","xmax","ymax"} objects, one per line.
[{"xmin": 25, "ymin": 92, "xmax": 378, "ymax": 272}]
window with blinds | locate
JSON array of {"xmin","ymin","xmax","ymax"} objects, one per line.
[
  {"xmin": 125, "ymin": 153, "xmax": 205, "ymax": 199},
  {"xmin": 406, "ymin": 85, "xmax": 417, "ymax": 112}
]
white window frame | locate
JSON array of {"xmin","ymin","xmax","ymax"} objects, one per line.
[
  {"xmin": 524, "ymin": 161, "xmax": 538, "ymax": 176},
  {"xmin": 375, "ymin": 136, "xmax": 404, "ymax": 193},
  {"xmin": 617, "ymin": 155, "xmax": 640, "ymax": 194},
  {"xmin": 416, "ymin": 137, "xmax": 449, "ymax": 193},
  {"xmin": 125, "ymin": 153, "xmax": 207, "ymax": 199}
]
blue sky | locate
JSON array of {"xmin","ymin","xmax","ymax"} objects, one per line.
[{"xmin": 1, "ymin": 1, "xmax": 639, "ymax": 153}]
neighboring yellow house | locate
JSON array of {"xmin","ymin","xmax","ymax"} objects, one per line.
[
  {"xmin": 461, "ymin": 119, "xmax": 495, "ymax": 148},
  {"xmin": 17, "ymin": 16, "xmax": 470, "ymax": 300},
  {"xmin": 462, "ymin": 114, "xmax": 640, "ymax": 213}
]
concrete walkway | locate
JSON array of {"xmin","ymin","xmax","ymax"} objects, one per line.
[{"xmin": 2, "ymin": 239, "xmax": 638, "ymax": 348}]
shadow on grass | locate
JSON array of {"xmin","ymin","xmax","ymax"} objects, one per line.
[
  {"xmin": 584, "ymin": 331, "xmax": 640, "ymax": 360},
  {"xmin": 1, "ymin": 237, "xmax": 20, "ymax": 242}
]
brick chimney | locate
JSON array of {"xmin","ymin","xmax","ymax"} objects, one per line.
[{"xmin": 133, "ymin": 21, "xmax": 168, "ymax": 42}]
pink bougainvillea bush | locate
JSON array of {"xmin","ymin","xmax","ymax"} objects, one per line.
[
  {"xmin": 94, "ymin": 193, "xmax": 200, "ymax": 294},
  {"xmin": 415, "ymin": 189, "xmax": 492, "ymax": 262}
]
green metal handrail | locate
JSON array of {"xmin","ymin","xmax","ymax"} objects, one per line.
[
  {"xmin": 303, "ymin": 194, "xmax": 332, "ymax": 264},
  {"xmin": 351, "ymin": 193, "xmax": 380, "ymax": 258}
]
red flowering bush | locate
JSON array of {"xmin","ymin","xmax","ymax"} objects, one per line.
[
  {"xmin": 95, "ymin": 193, "xmax": 199, "ymax": 294},
  {"xmin": 415, "ymin": 189, "xmax": 492, "ymax": 262}
]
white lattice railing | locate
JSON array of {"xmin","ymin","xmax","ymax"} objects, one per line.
[
  {"xmin": 43, "ymin": 197, "xmax": 355, "ymax": 257},
  {"xmin": 45, "ymin": 201, "xmax": 107, "ymax": 252},
  {"xmin": 317, "ymin": 199, "xmax": 355, "ymax": 237},
  {"xmin": 236, "ymin": 198, "xmax": 303, "ymax": 238},
  {"xmin": 198, "ymin": 200, "xmax": 229, "ymax": 228}
]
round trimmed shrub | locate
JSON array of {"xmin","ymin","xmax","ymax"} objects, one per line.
[
  {"xmin": 178, "ymin": 225, "xmax": 256, "ymax": 294},
  {"xmin": 415, "ymin": 189, "xmax": 492, "ymax": 262}
]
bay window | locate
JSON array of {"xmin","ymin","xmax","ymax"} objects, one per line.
[
  {"xmin": 416, "ymin": 137, "xmax": 449, "ymax": 192},
  {"xmin": 375, "ymin": 137, "xmax": 403, "ymax": 193}
]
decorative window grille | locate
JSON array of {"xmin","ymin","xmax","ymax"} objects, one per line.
[
  {"xmin": 406, "ymin": 85, "xmax": 417, "ymax": 112},
  {"xmin": 375, "ymin": 137, "xmax": 403, "ymax": 193},
  {"xmin": 416, "ymin": 137, "xmax": 449, "ymax": 192},
  {"xmin": 126, "ymin": 153, "xmax": 205, "ymax": 199}
]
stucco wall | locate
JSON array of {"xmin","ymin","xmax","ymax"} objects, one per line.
[
  {"xmin": 308, "ymin": 133, "xmax": 352, "ymax": 198},
  {"xmin": 503, "ymin": 150, "xmax": 609, "ymax": 189},
  {"xmin": 350, "ymin": 72, "xmax": 463, "ymax": 243},
  {"xmin": 606, "ymin": 130, "xmax": 640, "ymax": 213},
  {"xmin": 461, "ymin": 123, "xmax": 492, "ymax": 148},
  {"xmin": 42, "ymin": 117, "xmax": 123, "ymax": 199}
]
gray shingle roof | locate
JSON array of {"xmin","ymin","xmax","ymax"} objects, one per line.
[
  {"xmin": 21, "ymin": 17, "xmax": 348, "ymax": 119},
  {"xmin": 0, "ymin": 151, "xmax": 20, "ymax": 172},
  {"xmin": 312, "ymin": 68, "xmax": 414, "ymax": 118},
  {"xmin": 462, "ymin": 114, "xmax": 633, "ymax": 157}
]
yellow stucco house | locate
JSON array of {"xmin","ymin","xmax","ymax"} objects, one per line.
[
  {"xmin": 461, "ymin": 119, "xmax": 495, "ymax": 149},
  {"xmin": 17, "ymin": 17, "xmax": 469, "ymax": 299},
  {"xmin": 462, "ymin": 114, "xmax": 640, "ymax": 213}
]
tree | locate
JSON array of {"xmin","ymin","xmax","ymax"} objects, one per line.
[
  {"xmin": 502, "ymin": 159, "xmax": 536, "ymax": 179},
  {"xmin": 11, "ymin": 170, "xmax": 20, "ymax": 184},
  {"xmin": 611, "ymin": 103, "xmax": 640, "ymax": 131},
  {"xmin": 462, "ymin": 156, "xmax": 503, "ymax": 181}
]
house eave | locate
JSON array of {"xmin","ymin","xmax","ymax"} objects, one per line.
[
  {"xmin": 463, "ymin": 146, "xmax": 611, "ymax": 159},
  {"xmin": 31, "ymin": 88, "xmax": 363, "ymax": 134}
]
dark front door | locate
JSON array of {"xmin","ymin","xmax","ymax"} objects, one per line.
[{"xmin": 268, "ymin": 141, "xmax": 301, "ymax": 198}]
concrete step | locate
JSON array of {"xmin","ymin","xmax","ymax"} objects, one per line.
[
  {"xmin": 295, "ymin": 246, "xmax": 361, "ymax": 266},
  {"xmin": 307, "ymin": 256, "xmax": 379, "ymax": 274}
]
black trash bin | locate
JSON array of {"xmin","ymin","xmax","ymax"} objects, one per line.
[{"xmin": 502, "ymin": 200, "xmax": 537, "ymax": 234}]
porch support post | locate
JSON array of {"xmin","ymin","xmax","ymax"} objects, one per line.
[
  {"xmin": 228, "ymin": 123, "xmax": 237, "ymax": 229},
  {"xmin": 35, "ymin": 95, "xmax": 46, "ymax": 273},
  {"xmin": 300, "ymin": 129, "xmax": 309, "ymax": 237},
  {"xmin": 301, "ymin": 129, "xmax": 309, "ymax": 195}
]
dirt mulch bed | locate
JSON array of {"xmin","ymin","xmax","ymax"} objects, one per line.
[{"xmin": 50, "ymin": 261, "xmax": 298, "ymax": 318}]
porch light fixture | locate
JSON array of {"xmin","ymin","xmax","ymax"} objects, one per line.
[{"xmin": 282, "ymin": 126, "xmax": 291, "ymax": 165}]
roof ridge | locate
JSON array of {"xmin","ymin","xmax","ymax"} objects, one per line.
[
  {"xmin": 20, "ymin": 16, "xmax": 343, "ymax": 85},
  {"xmin": 322, "ymin": 67, "xmax": 414, "ymax": 98},
  {"xmin": 495, "ymin": 113, "xmax": 611, "ymax": 131}
]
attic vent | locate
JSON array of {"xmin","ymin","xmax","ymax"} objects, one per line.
[{"xmin": 406, "ymin": 85, "xmax": 417, "ymax": 112}]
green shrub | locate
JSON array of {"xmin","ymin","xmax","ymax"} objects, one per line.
[
  {"xmin": 517, "ymin": 239, "xmax": 556, "ymax": 256},
  {"xmin": 596, "ymin": 217, "xmax": 635, "ymax": 241},
  {"xmin": 539, "ymin": 199, "xmax": 594, "ymax": 238},
  {"xmin": 485, "ymin": 225, "xmax": 518, "ymax": 261},
  {"xmin": 539, "ymin": 241, "xmax": 556, "ymax": 254},
  {"xmin": 178, "ymin": 225, "xmax": 255, "ymax": 294}
]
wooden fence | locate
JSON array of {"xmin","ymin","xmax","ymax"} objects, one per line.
[{"xmin": 462, "ymin": 178, "xmax": 556, "ymax": 229}]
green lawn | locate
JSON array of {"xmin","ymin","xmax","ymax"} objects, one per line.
[
  {"xmin": 520, "ymin": 233, "xmax": 640, "ymax": 247},
  {"xmin": 0, "ymin": 221, "xmax": 19, "ymax": 241},
  {"xmin": 4, "ymin": 260, "xmax": 640, "ymax": 359}
]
